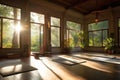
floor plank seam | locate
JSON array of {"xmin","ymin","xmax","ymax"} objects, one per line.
[{"xmin": 40, "ymin": 59, "xmax": 62, "ymax": 80}]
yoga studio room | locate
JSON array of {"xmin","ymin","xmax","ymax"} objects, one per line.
[{"xmin": 0, "ymin": 0, "xmax": 120, "ymax": 80}]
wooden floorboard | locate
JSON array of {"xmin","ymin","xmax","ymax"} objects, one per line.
[
  {"xmin": 0, "ymin": 56, "xmax": 60, "ymax": 80},
  {"xmin": 40, "ymin": 53, "xmax": 120, "ymax": 80},
  {"xmin": 0, "ymin": 52, "xmax": 120, "ymax": 80}
]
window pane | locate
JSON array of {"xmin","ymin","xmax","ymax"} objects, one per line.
[
  {"xmin": 0, "ymin": 4, "xmax": 14, "ymax": 18},
  {"xmin": 67, "ymin": 30, "xmax": 81, "ymax": 47},
  {"xmin": 3, "ymin": 19, "xmax": 14, "ymax": 48},
  {"xmin": 2, "ymin": 19, "xmax": 20, "ymax": 48},
  {"xmin": 93, "ymin": 31, "xmax": 102, "ymax": 46},
  {"xmin": 88, "ymin": 23, "xmax": 101, "ymax": 30},
  {"xmin": 97, "ymin": 21, "xmax": 108, "ymax": 29},
  {"xmin": 68, "ymin": 30, "xmax": 73, "ymax": 39},
  {"xmin": 88, "ymin": 24, "xmax": 93, "ymax": 31},
  {"xmin": 119, "ymin": 19, "xmax": 120, "ymax": 27},
  {"xmin": 67, "ymin": 30, "xmax": 74, "ymax": 48},
  {"xmin": 51, "ymin": 27, "xmax": 60, "ymax": 47},
  {"xmin": 0, "ymin": 5, "xmax": 21, "ymax": 48},
  {"xmin": 51, "ymin": 17, "xmax": 60, "ymax": 47},
  {"xmin": 30, "ymin": 12, "xmax": 44, "ymax": 53},
  {"xmin": 70, "ymin": 30, "xmax": 79, "ymax": 47},
  {"xmin": 89, "ymin": 32, "xmax": 93, "ymax": 46},
  {"xmin": 88, "ymin": 23, "xmax": 94, "ymax": 31},
  {"xmin": 103, "ymin": 30, "xmax": 108, "ymax": 46},
  {"xmin": 118, "ymin": 18, "xmax": 120, "ymax": 46},
  {"xmin": 30, "ymin": 12, "xmax": 44, "ymax": 24},
  {"xmin": 119, "ymin": 28, "xmax": 120, "ymax": 46},
  {"xmin": 66, "ymin": 21, "xmax": 81, "ymax": 48},
  {"xmin": 40, "ymin": 25, "xmax": 44, "ymax": 47},
  {"xmin": 88, "ymin": 20, "xmax": 108, "ymax": 47},
  {"xmin": 67, "ymin": 21, "xmax": 80, "ymax": 30},
  {"xmin": 88, "ymin": 20, "xmax": 108, "ymax": 31},
  {"xmin": 0, "ymin": 19, "xmax": 1, "ymax": 47},
  {"xmin": 15, "ymin": 8, "xmax": 21, "ymax": 20},
  {"xmin": 51, "ymin": 17, "xmax": 60, "ymax": 26},
  {"xmin": 31, "ymin": 24, "xmax": 40, "ymax": 51},
  {"xmin": 12, "ymin": 21, "xmax": 21, "ymax": 48}
]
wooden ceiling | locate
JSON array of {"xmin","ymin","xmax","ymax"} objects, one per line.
[{"xmin": 46, "ymin": 0, "xmax": 120, "ymax": 15}]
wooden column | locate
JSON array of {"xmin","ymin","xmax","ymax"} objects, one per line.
[{"xmin": 21, "ymin": 0, "xmax": 30, "ymax": 57}]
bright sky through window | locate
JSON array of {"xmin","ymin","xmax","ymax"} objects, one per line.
[{"xmin": 15, "ymin": 23, "xmax": 21, "ymax": 33}]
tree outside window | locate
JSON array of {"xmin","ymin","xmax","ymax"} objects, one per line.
[
  {"xmin": 51, "ymin": 17, "xmax": 60, "ymax": 47},
  {"xmin": 66, "ymin": 21, "xmax": 81, "ymax": 48},
  {"xmin": 0, "ymin": 4, "xmax": 21, "ymax": 48},
  {"xmin": 118, "ymin": 18, "xmax": 120, "ymax": 46},
  {"xmin": 30, "ymin": 12, "xmax": 44, "ymax": 52},
  {"xmin": 88, "ymin": 20, "xmax": 108, "ymax": 47}
]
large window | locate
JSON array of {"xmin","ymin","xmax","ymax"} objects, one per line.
[
  {"xmin": 51, "ymin": 17, "xmax": 60, "ymax": 47},
  {"xmin": 66, "ymin": 21, "xmax": 81, "ymax": 48},
  {"xmin": 118, "ymin": 18, "xmax": 120, "ymax": 46},
  {"xmin": 0, "ymin": 4, "xmax": 21, "ymax": 48},
  {"xmin": 88, "ymin": 20, "xmax": 108, "ymax": 47},
  {"xmin": 30, "ymin": 12, "xmax": 44, "ymax": 52}
]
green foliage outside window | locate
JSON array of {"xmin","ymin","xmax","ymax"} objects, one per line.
[
  {"xmin": 66, "ymin": 21, "xmax": 83, "ymax": 48},
  {"xmin": 0, "ymin": 4, "xmax": 21, "ymax": 48},
  {"xmin": 103, "ymin": 37, "xmax": 114, "ymax": 51},
  {"xmin": 88, "ymin": 20, "xmax": 108, "ymax": 47},
  {"xmin": 0, "ymin": 19, "xmax": 2, "ymax": 48},
  {"xmin": 30, "ymin": 12, "xmax": 44, "ymax": 24},
  {"xmin": 51, "ymin": 17, "xmax": 60, "ymax": 26},
  {"xmin": 77, "ymin": 31, "xmax": 85, "ymax": 48},
  {"xmin": 3, "ymin": 19, "xmax": 14, "ymax": 48},
  {"xmin": 67, "ymin": 21, "xmax": 80, "ymax": 30},
  {"xmin": 51, "ymin": 17, "xmax": 60, "ymax": 47},
  {"xmin": 119, "ymin": 19, "xmax": 120, "ymax": 27},
  {"xmin": 64, "ymin": 38, "xmax": 74, "ymax": 49},
  {"xmin": 64, "ymin": 31, "xmax": 85, "ymax": 49},
  {"xmin": 31, "ymin": 24, "xmax": 40, "ymax": 52},
  {"xmin": 51, "ymin": 27, "xmax": 60, "ymax": 47},
  {"xmin": 0, "ymin": 4, "xmax": 13, "ymax": 18},
  {"xmin": 118, "ymin": 18, "xmax": 120, "ymax": 46},
  {"xmin": 30, "ymin": 12, "xmax": 44, "ymax": 52}
]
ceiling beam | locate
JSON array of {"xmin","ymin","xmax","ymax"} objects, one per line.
[
  {"xmin": 65, "ymin": 0, "xmax": 88, "ymax": 10},
  {"xmin": 64, "ymin": 0, "xmax": 88, "ymax": 14}
]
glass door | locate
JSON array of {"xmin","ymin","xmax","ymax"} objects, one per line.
[
  {"xmin": 31, "ymin": 24, "xmax": 43, "ymax": 53},
  {"xmin": 30, "ymin": 12, "xmax": 44, "ymax": 54}
]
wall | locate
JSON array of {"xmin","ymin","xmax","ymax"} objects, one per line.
[
  {"xmin": 0, "ymin": 0, "xmax": 84, "ymax": 57},
  {"xmin": 29, "ymin": 0, "xmax": 84, "ymax": 54},
  {"xmin": 0, "ymin": 0, "xmax": 30, "ymax": 57},
  {"xmin": 84, "ymin": 6, "xmax": 120, "ymax": 53},
  {"xmin": 1, "ymin": 0, "xmax": 119, "ymax": 55}
]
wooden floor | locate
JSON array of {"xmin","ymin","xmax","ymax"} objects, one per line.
[{"xmin": 0, "ymin": 52, "xmax": 120, "ymax": 80}]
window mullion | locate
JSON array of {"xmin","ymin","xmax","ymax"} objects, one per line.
[{"xmin": 1, "ymin": 18, "xmax": 3, "ymax": 48}]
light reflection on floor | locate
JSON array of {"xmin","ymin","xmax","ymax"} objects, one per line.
[
  {"xmin": 57, "ymin": 55, "xmax": 112, "ymax": 73},
  {"xmin": 81, "ymin": 61, "xmax": 112, "ymax": 73},
  {"xmin": 73, "ymin": 53, "xmax": 120, "ymax": 64}
]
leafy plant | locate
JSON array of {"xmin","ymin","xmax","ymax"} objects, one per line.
[
  {"xmin": 103, "ymin": 37, "xmax": 114, "ymax": 51},
  {"xmin": 77, "ymin": 31, "xmax": 85, "ymax": 48},
  {"xmin": 64, "ymin": 31, "xmax": 85, "ymax": 50},
  {"xmin": 64, "ymin": 38, "xmax": 74, "ymax": 49}
]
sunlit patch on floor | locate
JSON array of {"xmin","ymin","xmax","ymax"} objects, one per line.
[{"xmin": 73, "ymin": 53, "xmax": 120, "ymax": 64}]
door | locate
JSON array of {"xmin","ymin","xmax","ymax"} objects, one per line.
[{"xmin": 31, "ymin": 24, "xmax": 43, "ymax": 54}]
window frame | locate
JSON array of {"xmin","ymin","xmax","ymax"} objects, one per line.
[
  {"xmin": 0, "ymin": 4, "xmax": 21, "ymax": 48},
  {"xmin": 66, "ymin": 21, "xmax": 81, "ymax": 48},
  {"xmin": 118, "ymin": 18, "xmax": 120, "ymax": 46},
  {"xmin": 50, "ymin": 16, "xmax": 61, "ymax": 47},
  {"xmin": 30, "ymin": 12, "xmax": 45, "ymax": 52},
  {"xmin": 88, "ymin": 20, "xmax": 109, "ymax": 47}
]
